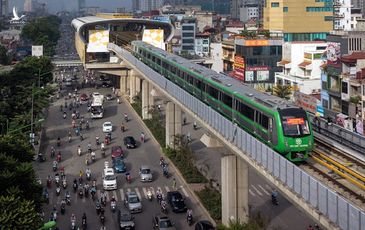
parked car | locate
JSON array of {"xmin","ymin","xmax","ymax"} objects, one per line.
[
  {"xmin": 113, "ymin": 157, "xmax": 126, "ymax": 173},
  {"xmin": 123, "ymin": 136, "xmax": 137, "ymax": 149},
  {"xmin": 166, "ymin": 191, "xmax": 187, "ymax": 213},
  {"xmin": 111, "ymin": 145, "xmax": 124, "ymax": 159},
  {"xmin": 103, "ymin": 121, "xmax": 113, "ymax": 133},
  {"xmin": 101, "ymin": 81, "xmax": 111, "ymax": 88},
  {"xmin": 124, "ymin": 191, "xmax": 142, "ymax": 213},
  {"xmin": 139, "ymin": 165, "xmax": 153, "ymax": 182},
  {"xmin": 152, "ymin": 215, "xmax": 176, "ymax": 230},
  {"xmin": 195, "ymin": 220, "xmax": 215, "ymax": 230},
  {"xmin": 118, "ymin": 211, "xmax": 135, "ymax": 230}
]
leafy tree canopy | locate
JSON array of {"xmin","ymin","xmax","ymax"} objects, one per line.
[
  {"xmin": 273, "ymin": 84, "xmax": 292, "ymax": 100},
  {"xmin": 0, "ymin": 44, "xmax": 10, "ymax": 65}
]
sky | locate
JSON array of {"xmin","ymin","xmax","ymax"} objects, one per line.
[{"xmin": 10, "ymin": 0, "xmax": 132, "ymax": 13}]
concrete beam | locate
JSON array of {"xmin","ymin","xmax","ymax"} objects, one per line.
[
  {"xmin": 120, "ymin": 73, "xmax": 127, "ymax": 95},
  {"xmin": 142, "ymin": 80, "xmax": 150, "ymax": 120},
  {"xmin": 221, "ymin": 155, "xmax": 249, "ymax": 226}
]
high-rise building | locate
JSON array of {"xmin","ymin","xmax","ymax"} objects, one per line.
[
  {"xmin": 181, "ymin": 17, "xmax": 196, "ymax": 54},
  {"xmin": 78, "ymin": 0, "xmax": 85, "ymax": 12},
  {"xmin": 352, "ymin": 0, "xmax": 365, "ymax": 18},
  {"xmin": 230, "ymin": 0, "xmax": 245, "ymax": 19},
  {"xmin": 2, "ymin": 0, "xmax": 8, "ymax": 16},
  {"xmin": 0, "ymin": 0, "xmax": 3, "ymax": 17},
  {"xmin": 134, "ymin": 0, "xmax": 163, "ymax": 12},
  {"xmin": 333, "ymin": 0, "xmax": 352, "ymax": 31},
  {"xmin": 264, "ymin": 0, "xmax": 333, "ymax": 41}
]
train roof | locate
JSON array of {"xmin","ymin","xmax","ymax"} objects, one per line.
[{"xmin": 132, "ymin": 41, "xmax": 296, "ymax": 110}]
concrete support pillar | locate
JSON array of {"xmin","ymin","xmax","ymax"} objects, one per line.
[
  {"xmin": 129, "ymin": 70, "xmax": 137, "ymax": 103},
  {"xmin": 221, "ymin": 155, "xmax": 249, "ymax": 226},
  {"xmin": 119, "ymin": 71, "xmax": 127, "ymax": 95},
  {"xmin": 165, "ymin": 102, "xmax": 182, "ymax": 148},
  {"xmin": 142, "ymin": 80, "xmax": 150, "ymax": 120},
  {"xmin": 149, "ymin": 86, "xmax": 155, "ymax": 113},
  {"xmin": 136, "ymin": 77, "xmax": 142, "ymax": 94}
]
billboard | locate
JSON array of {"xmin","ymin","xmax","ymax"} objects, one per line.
[
  {"xmin": 87, "ymin": 30, "xmax": 109, "ymax": 53},
  {"xmin": 32, "ymin": 45, "xmax": 43, "ymax": 57},
  {"xmin": 326, "ymin": 42, "xmax": 341, "ymax": 67},
  {"xmin": 294, "ymin": 91, "xmax": 320, "ymax": 114},
  {"xmin": 142, "ymin": 29, "xmax": 165, "ymax": 50},
  {"xmin": 233, "ymin": 55, "xmax": 245, "ymax": 81},
  {"xmin": 245, "ymin": 71, "xmax": 254, "ymax": 81},
  {"xmin": 256, "ymin": 70, "xmax": 269, "ymax": 81}
]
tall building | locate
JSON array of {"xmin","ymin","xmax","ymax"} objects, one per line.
[
  {"xmin": 0, "ymin": 0, "xmax": 2, "ymax": 17},
  {"xmin": 132, "ymin": 0, "xmax": 139, "ymax": 12},
  {"xmin": 134, "ymin": 0, "xmax": 163, "ymax": 12},
  {"xmin": 231, "ymin": 0, "xmax": 245, "ymax": 19},
  {"xmin": 78, "ymin": 0, "xmax": 85, "ymax": 12},
  {"xmin": 264, "ymin": 0, "xmax": 333, "ymax": 41},
  {"xmin": 2, "ymin": 0, "xmax": 8, "ymax": 16},
  {"xmin": 333, "ymin": 0, "xmax": 352, "ymax": 31},
  {"xmin": 181, "ymin": 17, "xmax": 196, "ymax": 55},
  {"xmin": 352, "ymin": 0, "xmax": 365, "ymax": 18},
  {"xmin": 239, "ymin": 3, "xmax": 259, "ymax": 22}
]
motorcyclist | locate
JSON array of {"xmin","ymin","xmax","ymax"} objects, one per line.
[
  {"xmin": 271, "ymin": 189, "xmax": 278, "ymax": 204},
  {"xmin": 77, "ymin": 146, "xmax": 82, "ymax": 156},
  {"xmin": 86, "ymin": 120, "xmax": 89, "ymax": 130},
  {"xmin": 120, "ymin": 122, "xmax": 125, "ymax": 132},
  {"xmin": 65, "ymin": 191, "xmax": 71, "ymax": 204},
  {"xmin": 70, "ymin": 213, "xmax": 76, "ymax": 225},
  {"xmin": 91, "ymin": 151, "xmax": 96, "ymax": 161},
  {"xmin": 101, "ymin": 142, "xmax": 105, "ymax": 151},
  {"xmin": 96, "ymin": 136, "xmax": 100, "ymax": 145},
  {"xmin": 161, "ymin": 200, "xmax": 167, "ymax": 213},
  {"xmin": 159, "ymin": 157, "xmax": 165, "ymax": 167},
  {"xmin": 63, "ymin": 111, "xmax": 67, "ymax": 119},
  {"xmin": 87, "ymin": 142, "xmax": 92, "ymax": 152},
  {"xmin": 187, "ymin": 209, "xmax": 193, "ymax": 221},
  {"xmin": 82, "ymin": 213, "xmax": 87, "ymax": 226},
  {"xmin": 125, "ymin": 172, "xmax": 131, "ymax": 183},
  {"xmin": 124, "ymin": 113, "xmax": 128, "ymax": 122},
  {"xmin": 53, "ymin": 160, "xmax": 58, "ymax": 171},
  {"xmin": 86, "ymin": 168, "xmax": 91, "ymax": 180},
  {"xmin": 50, "ymin": 146, "xmax": 56, "ymax": 157},
  {"xmin": 57, "ymin": 137, "xmax": 61, "ymax": 146},
  {"xmin": 56, "ymin": 151, "xmax": 61, "ymax": 162},
  {"xmin": 140, "ymin": 132, "xmax": 145, "ymax": 143}
]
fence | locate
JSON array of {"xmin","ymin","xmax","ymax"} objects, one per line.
[{"xmin": 108, "ymin": 43, "xmax": 365, "ymax": 230}]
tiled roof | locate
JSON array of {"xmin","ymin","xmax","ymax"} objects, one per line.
[{"xmin": 298, "ymin": 61, "xmax": 312, "ymax": 68}]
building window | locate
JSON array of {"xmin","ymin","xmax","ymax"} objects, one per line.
[
  {"xmin": 182, "ymin": 25, "xmax": 194, "ymax": 30},
  {"xmin": 306, "ymin": 7, "xmax": 333, "ymax": 12},
  {"xmin": 271, "ymin": 2, "xmax": 279, "ymax": 7},
  {"xmin": 324, "ymin": 16, "xmax": 333, "ymax": 21},
  {"xmin": 182, "ymin": 39, "xmax": 194, "ymax": 44},
  {"xmin": 203, "ymin": 47, "xmax": 209, "ymax": 52},
  {"xmin": 182, "ymin": 33, "xmax": 194, "ymax": 37},
  {"xmin": 283, "ymin": 7, "xmax": 288, "ymax": 12},
  {"xmin": 322, "ymin": 99, "xmax": 329, "ymax": 109}
]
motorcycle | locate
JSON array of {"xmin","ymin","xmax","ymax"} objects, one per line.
[
  {"xmin": 102, "ymin": 149, "xmax": 106, "ymax": 158},
  {"xmin": 96, "ymin": 202, "xmax": 101, "ymax": 215},
  {"xmin": 78, "ymin": 148, "xmax": 82, "ymax": 156},
  {"xmin": 56, "ymin": 187, "xmax": 61, "ymax": 196},
  {"xmin": 61, "ymin": 202, "xmax": 66, "ymax": 214},
  {"xmin": 47, "ymin": 177, "xmax": 52, "ymax": 188},
  {"xmin": 86, "ymin": 171, "xmax": 91, "ymax": 181},
  {"xmin": 57, "ymin": 138, "xmax": 61, "ymax": 147},
  {"xmin": 55, "ymin": 174, "xmax": 60, "ymax": 186},
  {"xmin": 71, "ymin": 219, "xmax": 76, "ymax": 230},
  {"xmin": 78, "ymin": 188, "xmax": 84, "ymax": 198},
  {"xmin": 82, "ymin": 218, "xmax": 87, "ymax": 229},
  {"xmin": 96, "ymin": 137, "xmax": 100, "ymax": 145},
  {"xmin": 91, "ymin": 152, "xmax": 96, "ymax": 162},
  {"xmin": 187, "ymin": 213, "xmax": 193, "ymax": 226},
  {"xmin": 156, "ymin": 193, "xmax": 163, "ymax": 204},
  {"xmin": 100, "ymin": 214, "xmax": 105, "ymax": 225},
  {"xmin": 56, "ymin": 153, "xmax": 61, "ymax": 162},
  {"xmin": 62, "ymin": 178, "xmax": 67, "ymax": 189},
  {"xmin": 38, "ymin": 153, "xmax": 46, "ymax": 162},
  {"xmin": 73, "ymin": 181, "xmax": 78, "ymax": 192},
  {"xmin": 90, "ymin": 187, "xmax": 96, "ymax": 200},
  {"xmin": 147, "ymin": 189, "xmax": 153, "ymax": 201},
  {"xmin": 126, "ymin": 173, "xmax": 131, "ymax": 184},
  {"xmin": 52, "ymin": 162, "xmax": 58, "ymax": 172},
  {"xmin": 86, "ymin": 122, "xmax": 89, "ymax": 130},
  {"xmin": 163, "ymin": 168, "xmax": 169, "ymax": 178},
  {"xmin": 63, "ymin": 113, "xmax": 67, "ymax": 119},
  {"xmin": 111, "ymin": 200, "xmax": 116, "ymax": 213},
  {"xmin": 66, "ymin": 194, "xmax": 71, "ymax": 205},
  {"xmin": 271, "ymin": 195, "xmax": 279, "ymax": 205},
  {"xmin": 84, "ymin": 187, "xmax": 89, "ymax": 198},
  {"xmin": 80, "ymin": 134, "xmax": 84, "ymax": 141},
  {"xmin": 161, "ymin": 202, "xmax": 168, "ymax": 214}
]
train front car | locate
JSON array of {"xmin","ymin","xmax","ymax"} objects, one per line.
[{"xmin": 276, "ymin": 107, "xmax": 314, "ymax": 162}]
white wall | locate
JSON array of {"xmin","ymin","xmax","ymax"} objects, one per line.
[{"xmin": 210, "ymin": 42, "xmax": 223, "ymax": 73}]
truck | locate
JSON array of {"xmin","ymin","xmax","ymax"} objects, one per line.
[{"xmin": 90, "ymin": 93, "xmax": 104, "ymax": 118}]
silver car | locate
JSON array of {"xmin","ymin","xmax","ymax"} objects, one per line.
[
  {"xmin": 124, "ymin": 191, "xmax": 142, "ymax": 213},
  {"xmin": 139, "ymin": 165, "xmax": 153, "ymax": 182}
]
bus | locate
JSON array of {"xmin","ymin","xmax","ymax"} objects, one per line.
[{"xmin": 91, "ymin": 93, "xmax": 104, "ymax": 118}]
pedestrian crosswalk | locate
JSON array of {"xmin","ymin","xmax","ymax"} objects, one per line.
[
  {"xmin": 51, "ymin": 185, "xmax": 189, "ymax": 204},
  {"xmin": 248, "ymin": 184, "xmax": 273, "ymax": 197}
]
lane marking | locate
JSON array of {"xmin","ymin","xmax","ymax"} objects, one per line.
[
  {"xmin": 258, "ymin": 184, "xmax": 270, "ymax": 196},
  {"xmin": 135, "ymin": 188, "xmax": 142, "ymax": 200},
  {"xmin": 112, "ymin": 191, "xmax": 118, "ymax": 201},
  {"xmin": 142, "ymin": 187, "xmax": 148, "ymax": 199},
  {"xmin": 251, "ymin": 185, "xmax": 263, "ymax": 196},
  {"xmin": 180, "ymin": 186, "xmax": 189, "ymax": 198},
  {"xmin": 249, "ymin": 189, "xmax": 256, "ymax": 196},
  {"xmin": 119, "ymin": 189, "xmax": 124, "ymax": 200},
  {"xmin": 164, "ymin": 186, "xmax": 170, "ymax": 192}
]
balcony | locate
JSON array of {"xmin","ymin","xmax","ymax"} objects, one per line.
[
  {"xmin": 334, "ymin": 12, "xmax": 345, "ymax": 18},
  {"xmin": 333, "ymin": 0, "xmax": 342, "ymax": 7}
]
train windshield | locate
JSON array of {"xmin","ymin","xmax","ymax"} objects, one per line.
[{"xmin": 279, "ymin": 108, "xmax": 310, "ymax": 137}]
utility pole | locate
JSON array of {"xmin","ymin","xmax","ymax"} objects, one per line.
[{"xmin": 30, "ymin": 84, "xmax": 34, "ymax": 144}]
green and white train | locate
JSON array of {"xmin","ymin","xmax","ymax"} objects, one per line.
[{"xmin": 131, "ymin": 41, "xmax": 314, "ymax": 162}]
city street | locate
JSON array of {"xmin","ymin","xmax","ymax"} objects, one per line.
[{"xmin": 34, "ymin": 77, "xmax": 210, "ymax": 229}]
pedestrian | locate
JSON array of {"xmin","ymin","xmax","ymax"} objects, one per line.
[
  {"xmin": 172, "ymin": 178, "xmax": 176, "ymax": 190},
  {"xmin": 183, "ymin": 117, "xmax": 187, "ymax": 125}
]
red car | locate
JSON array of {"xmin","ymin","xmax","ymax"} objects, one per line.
[
  {"xmin": 111, "ymin": 145, "xmax": 123, "ymax": 159},
  {"xmin": 80, "ymin": 93, "xmax": 88, "ymax": 101}
]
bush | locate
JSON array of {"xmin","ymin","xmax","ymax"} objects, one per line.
[
  {"xmin": 196, "ymin": 186, "xmax": 221, "ymax": 220},
  {"xmin": 216, "ymin": 213, "xmax": 269, "ymax": 230}
]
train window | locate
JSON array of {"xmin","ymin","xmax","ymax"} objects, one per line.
[
  {"xmin": 208, "ymin": 86, "xmax": 219, "ymax": 99},
  {"xmin": 142, "ymin": 50, "xmax": 146, "ymax": 57},
  {"xmin": 156, "ymin": 58, "xmax": 161, "ymax": 65},
  {"xmin": 152, "ymin": 56, "xmax": 155, "ymax": 62},
  {"xmin": 188, "ymin": 75, "xmax": 194, "ymax": 84},
  {"xmin": 279, "ymin": 108, "xmax": 310, "ymax": 137},
  {"xmin": 171, "ymin": 66, "xmax": 176, "ymax": 74},
  {"xmin": 238, "ymin": 101, "xmax": 254, "ymax": 121},
  {"xmin": 147, "ymin": 53, "xmax": 151, "ymax": 59},
  {"xmin": 222, "ymin": 93, "xmax": 232, "ymax": 107},
  {"xmin": 261, "ymin": 114, "xmax": 269, "ymax": 129},
  {"xmin": 201, "ymin": 82, "xmax": 206, "ymax": 91},
  {"xmin": 195, "ymin": 79, "xmax": 202, "ymax": 89},
  {"xmin": 182, "ymin": 72, "xmax": 187, "ymax": 80},
  {"xmin": 162, "ymin": 61, "xmax": 168, "ymax": 69}
]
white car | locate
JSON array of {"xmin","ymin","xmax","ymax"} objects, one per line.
[
  {"xmin": 102, "ymin": 167, "xmax": 117, "ymax": 190},
  {"xmin": 103, "ymin": 122, "xmax": 112, "ymax": 133}
]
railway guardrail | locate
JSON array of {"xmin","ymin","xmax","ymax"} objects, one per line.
[{"xmin": 108, "ymin": 43, "xmax": 365, "ymax": 230}]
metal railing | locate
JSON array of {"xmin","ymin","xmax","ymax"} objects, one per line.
[{"xmin": 108, "ymin": 43, "xmax": 365, "ymax": 230}]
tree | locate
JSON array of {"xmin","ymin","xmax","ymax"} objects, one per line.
[
  {"xmin": 0, "ymin": 193, "xmax": 42, "ymax": 229},
  {"xmin": 273, "ymin": 84, "xmax": 292, "ymax": 100},
  {"xmin": 0, "ymin": 44, "xmax": 10, "ymax": 65}
]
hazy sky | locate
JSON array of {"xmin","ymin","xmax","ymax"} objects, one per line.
[{"xmin": 10, "ymin": 0, "xmax": 132, "ymax": 13}]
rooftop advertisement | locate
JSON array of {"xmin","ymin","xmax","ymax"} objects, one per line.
[
  {"xmin": 142, "ymin": 29, "xmax": 165, "ymax": 50},
  {"xmin": 87, "ymin": 30, "xmax": 109, "ymax": 53}
]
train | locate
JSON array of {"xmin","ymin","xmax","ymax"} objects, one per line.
[{"xmin": 131, "ymin": 41, "xmax": 314, "ymax": 162}]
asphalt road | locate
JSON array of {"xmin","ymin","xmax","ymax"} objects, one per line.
[{"xmin": 34, "ymin": 79, "xmax": 210, "ymax": 229}]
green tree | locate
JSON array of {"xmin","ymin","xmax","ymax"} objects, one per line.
[
  {"xmin": 0, "ymin": 193, "xmax": 42, "ymax": 229},
  {"xmin": 0, "ymin": 44, "xmax": 10, "ymax": 65},
  {"xmin": 273, "ymin": 84, "xmax": 292, "ymax": 100}
]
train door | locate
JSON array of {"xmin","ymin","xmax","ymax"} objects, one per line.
[
  {"xmin": 268, "ymin": 118, "xmax": 273, "ymax": 144},
  {"xmin": 254, "ymin": 111, "xmax": 259, "ymax": 135}
]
